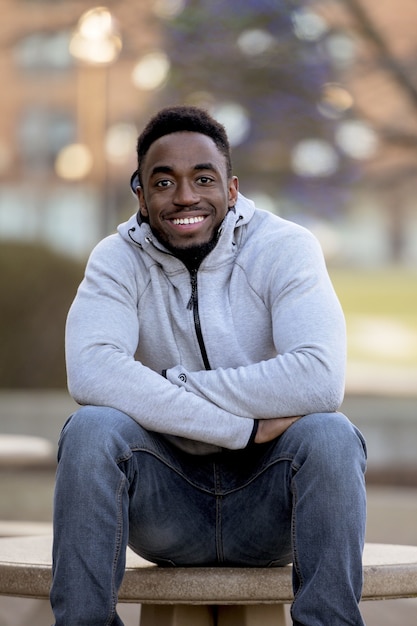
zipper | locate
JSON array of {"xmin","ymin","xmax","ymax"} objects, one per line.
[
  {"xmin": 144, "ymin": 234, "xmax": 212, "ymax": 370},
  {"xmin": 187, "ymin": 269, "xmax": 211, "ymax": 370}
]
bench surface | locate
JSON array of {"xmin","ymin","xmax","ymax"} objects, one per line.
[
  {"xmin": 0, "ymin": 536, "xmax": 417, "ymax": 603},
  {"xmin": 0, "ymin": 434, "xmax": 55, "ymax": 468}
]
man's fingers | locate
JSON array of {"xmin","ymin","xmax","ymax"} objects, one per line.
[{"xmin": 255, "ymin": 415, "xmax": 303, "ymax": 444}]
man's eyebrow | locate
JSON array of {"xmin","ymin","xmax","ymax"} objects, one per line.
[
  {"xmin": 194, "ymin": 162, "xmax": 217, "ymax": 172},
  {"xmin": 150, "ymin": 162, "xmax": 218, "ymax": 177},
  {"xmin": 150, "ymin": 165, "xmax": 174, "ymax": 177}
]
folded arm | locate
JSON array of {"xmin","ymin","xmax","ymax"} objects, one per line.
[
  {"xmin": 164, "ymin": 233, "xmax": 346, "ymax": 419},
  {"xmin": 65, "ymin": 238, "xmax": 254, "ymax": 450}
]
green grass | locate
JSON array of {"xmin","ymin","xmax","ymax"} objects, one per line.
[{"xmin": 329, "ymin": 267, "xmax": 417, "ymax": 368}]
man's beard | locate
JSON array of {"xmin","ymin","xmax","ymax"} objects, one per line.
[
  {"xmin": 162, "ymin": 235, "xmax": 219, "ymax": 271},
  {"xmin": 141, "ymin": 209, "xmax": 228, "ymax": 271}
]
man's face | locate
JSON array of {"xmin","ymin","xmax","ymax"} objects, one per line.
[{"xmin": 137, "ymin": 131, "xmax": 238, "ymax": 253}]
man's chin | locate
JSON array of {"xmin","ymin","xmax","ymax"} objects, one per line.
[{"xmin": 163, "ymin": 237, "xmax": 219, "ymax": 268}]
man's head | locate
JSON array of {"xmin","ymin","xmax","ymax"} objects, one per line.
[
  {"xmin": 135, "ymin": 105, "xmax": 233, "ymax": 186},
  {"xmin": 134, "ymin": 106, "xmax": 238, "ymax": 260}
]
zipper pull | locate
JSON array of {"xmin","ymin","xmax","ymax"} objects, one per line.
[{"xmin": 187, "ymin": 270, "xmax": 197, "ymax": 310}]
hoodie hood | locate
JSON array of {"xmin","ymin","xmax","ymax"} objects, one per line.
[{"xmin": 118, "ymin": 192, "xmax": 256, "ymax": 246}]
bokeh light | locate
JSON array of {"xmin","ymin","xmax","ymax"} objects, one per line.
[
  {"xmin": 152, "ymin": 0, "xmax": 186, "ymax": 20},
  {"xmin": 69, "ymin": 7, "xmax": 122, "ymax": 65},
  {"xmin": 105, "ymin": 123, "xmax": 137, "ymax": 165},
  {"xmin": 237, "ymin": 29, "xmax": 276, "ymax": 56},
  {"xmin": 325, "ymin": 33, "xmax": 357, "ymax": 68},
  {"xmin": 55, "ymin": 143, "xmax": 93, "ymax": 180},
  {"xmin": 210, "ymin": 102, "xmax": 250, "ymax": 147},
  {"xmin": 132, "ymin": 51, "xmax": 171, "ymax": 91},
  {"xmin": 292, "ymin": 9, "xmax": 329, "ymax": 41},
  {"xmin": 318, "ymin": 83, "xmax": 354, "ymax": 119},
  {"xmin": 291, "ymin": 139, "xmax": 339, "ymax": 177},
  {"xmin": 336, "ymin": 120, "xmax": 378, "ymax": 159}
]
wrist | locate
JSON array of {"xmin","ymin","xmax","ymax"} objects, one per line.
[{"xmin": 246, "ymin": 419, "xmax": 259, "ymax": 447}]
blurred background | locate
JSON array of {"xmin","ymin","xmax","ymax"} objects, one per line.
[{"xmin": 0, "ymin": 1, "xmax": 416, "ymax": 624}]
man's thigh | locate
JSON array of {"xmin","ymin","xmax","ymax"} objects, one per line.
[{"xmin": 128, "ymin": 440, "xmax": 293, "ymax": 567}]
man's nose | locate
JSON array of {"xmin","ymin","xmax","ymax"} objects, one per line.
[{"xmin": 173, "ymin": 180, "xmax": 199, "ymax": 206}]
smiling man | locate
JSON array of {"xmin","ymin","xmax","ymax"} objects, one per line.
[
  {"xmin": 51, "ymin": 106, "xmax": 367, "ymax": 626},
  {"xmin": 137, "ymin": 131, "xmax": 238, "ymax": 256}
]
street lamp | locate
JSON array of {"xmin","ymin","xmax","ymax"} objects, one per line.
[
  {"xmin": 69, "ymin": 7, "xmax": 122, "ymax": 65},
  {"xmin": 69, "ymin": 7, "xmax": 122, "ymax": 236}
]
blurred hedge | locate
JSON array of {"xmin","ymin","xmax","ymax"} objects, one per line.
[{"xmin": 0, "ymin": 242, "xmax": 85, "ymax": 388}]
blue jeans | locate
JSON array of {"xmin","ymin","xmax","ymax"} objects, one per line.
[{"xmin": 50, "ymin": 407, "xmax": 367, "ymax": 626}]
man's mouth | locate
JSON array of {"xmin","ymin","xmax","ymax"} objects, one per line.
[{"xmin": 170, "ymin": 216, "xmax": 205, "ymax": 226}]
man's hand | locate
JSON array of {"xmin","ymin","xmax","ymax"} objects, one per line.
[{"xmin": 254, "ymin": 416, "xmax": 303, "ymax": 444}]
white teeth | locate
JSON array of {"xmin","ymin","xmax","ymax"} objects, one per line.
[{"xmin": 172, "ymin": 216, "xmax": 205, "ymax": 225}]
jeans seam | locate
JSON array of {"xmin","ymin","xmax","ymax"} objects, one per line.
[
  {"xmin": 214, "ymin": 461, "xmax": 224, "ymax": 563},
  {"xmin": 117, "ymin": 447, "xmax": 217, "ymax": 495},
  {"xmin": 219, "ymin": 455, "xmax": 295, "ymax": 495},
  {"xmin": 215, "ymin": 495, "xmax": 224, "ymax": 563},
  {"xmin": 105, "ymin": 473, "xmax": 126, "ymax": 626},
  {"xmin": 290, "ymin": 462, "xmax": 304, "ymax": 603}
]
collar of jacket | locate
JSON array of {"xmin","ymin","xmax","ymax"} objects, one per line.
[{"xmin": 118, "ymin": 192, "xmax": 256, "ymax": 273}]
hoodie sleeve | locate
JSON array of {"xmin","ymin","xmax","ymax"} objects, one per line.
[
  {"xmin": 164, "ymin": 227, "xmax": 346, "ymax": 419},
  {"xmin": 65, "ymin": 236, "xmax": 254, "ymax": 450}
]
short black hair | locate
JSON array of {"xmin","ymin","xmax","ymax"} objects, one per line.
[{"xmin": 136, "ymin": 105, "xmax": 232, "ymax": 184}]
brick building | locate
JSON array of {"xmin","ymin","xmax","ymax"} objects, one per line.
[{"xmin": 0, "ymin": 0, "xmax": 165, "ymax": 256}]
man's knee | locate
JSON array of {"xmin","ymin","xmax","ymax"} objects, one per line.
[
  {"xmin": 58, "ymin": 405, "xmax": 140, "ymax": 465},
  {"xmin": 60, "ymin": 406, "xmax": 118, "ymax": 444},
  {"xmin": 285, "ymin": 412, "xmax": 367, "ymax": 468}
]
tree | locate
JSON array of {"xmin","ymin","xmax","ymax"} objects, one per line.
[
  {"xmin": 159, "ymin": 0, "xmax": 357, "ymax": 220},
  {"xmin": 319, "ymin": 0, "xmax": 417, "ymax": 261}
]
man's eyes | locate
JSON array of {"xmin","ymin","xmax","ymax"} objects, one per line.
[
  {"xmin": 155, "ymin": 176, "xmax": 215, "ymax": 188},
  {"xmin": 197, "ymin": 176, "xmax": 214, "ymax": 184}
]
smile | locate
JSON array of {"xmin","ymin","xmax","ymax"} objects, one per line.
[{"xmin": 171, "ymin": 216, "xmax": 205, "ymax": 225}]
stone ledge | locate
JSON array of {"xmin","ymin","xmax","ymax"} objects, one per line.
[
  {"xmin": 0, "ymin": 522, "xmax": 52, "ymax": 538},
  {"xmin": 0, "ymin": 436, "xmax": 55, "ymax": 469},
  {"xmin": 0, "ymin": 537, "xmax": 416, "ymax": 603}
]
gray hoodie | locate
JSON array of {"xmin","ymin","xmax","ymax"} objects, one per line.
[{"xmin": 66, "ymin": 193, "xmax": 346, "ymax": 454}]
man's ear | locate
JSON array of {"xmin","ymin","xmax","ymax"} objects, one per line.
[
  {"xmin": 137, "ymin": 187, "xmax": 149, "ymax": 218},
  {"xmin": 228, "ymin": 176, "xmax": 239, "ymax": 207}
]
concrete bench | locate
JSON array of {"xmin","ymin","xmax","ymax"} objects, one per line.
[
  {"xmin": 0, "ymin": 435, "xmax": 54, "ymax": 543},
  {"xmin": 0, "ymin": 521, "xmax": 52, "ymax": 538},
  {"xmin": 0, "ymin": 434, "xmax": 55, "ymax": 469},
  {"xmin": 0, "ymin": 536, "xmax": 416, "ymax": 626}
]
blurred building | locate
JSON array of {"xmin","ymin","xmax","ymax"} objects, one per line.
[
  {"xmin": 0, "ymin": 0, "xmax": 416, "ymax": 264},
  {"xmin": 317, "ymin": 0, "xmax": 417, "ymax": 264},
  {"xmin": 0, "ymin": 0, "xmax": 165, "ymax": 257}
]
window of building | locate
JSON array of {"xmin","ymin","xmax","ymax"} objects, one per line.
[
  {"xmin": 18, "ymin": 107, "xmax": 75, "ymax": 175},
  {"xmin": 14, "ymin": 31, "xmax": 73, "ymax": 71}
]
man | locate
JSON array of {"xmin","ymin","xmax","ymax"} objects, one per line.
[{"xmin": 51, "ymin": 105, "xmax": 367, "ymax": 625}]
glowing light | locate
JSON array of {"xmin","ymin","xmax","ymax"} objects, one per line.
[
  {"xmin": 325, "ymin": 34, "xmax": 356, "ymax": 67},
  {"xmin": 152, "ymin": 0, "xmax": 186, "ymax": 19},
  {"xmin": 55, "ymin": 143, "xmax": 93, "ymax": 180},
  {"xmin": 69, "ymin": 7, "xmax": 122, "ymax": 65},
  {"xmin": 210, "ymin": 102, "xmax": 250, "ymax": 147},
  {"xmin": 291, "ymin": 139, "xmax": 339, "ymax": 177},
  {"xmin": 318, "ymin": 83, "xmax": 354, "ymax": 119},
  {"xmin": 105, "ymin": 123, "xmax": 137, "ymax": 165},
  {"xmin": 237, "ymin": 29, "xmax": 275, "ymax": 56},
  {"xmin": 336, "ymin": 120, "xmax": 378, "ymax": 159},
  {"xmin": 292, "ymin": 9, "xmax": 328, "ymax": 41},
  {"xmin": 132, "ymin": 52, "xmax": 170, "ymax": 91}
]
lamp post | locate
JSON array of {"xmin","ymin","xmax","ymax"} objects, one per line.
[{"xmin": 69, "ymin": 7, "xmax": 122, "ymax": 237}]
